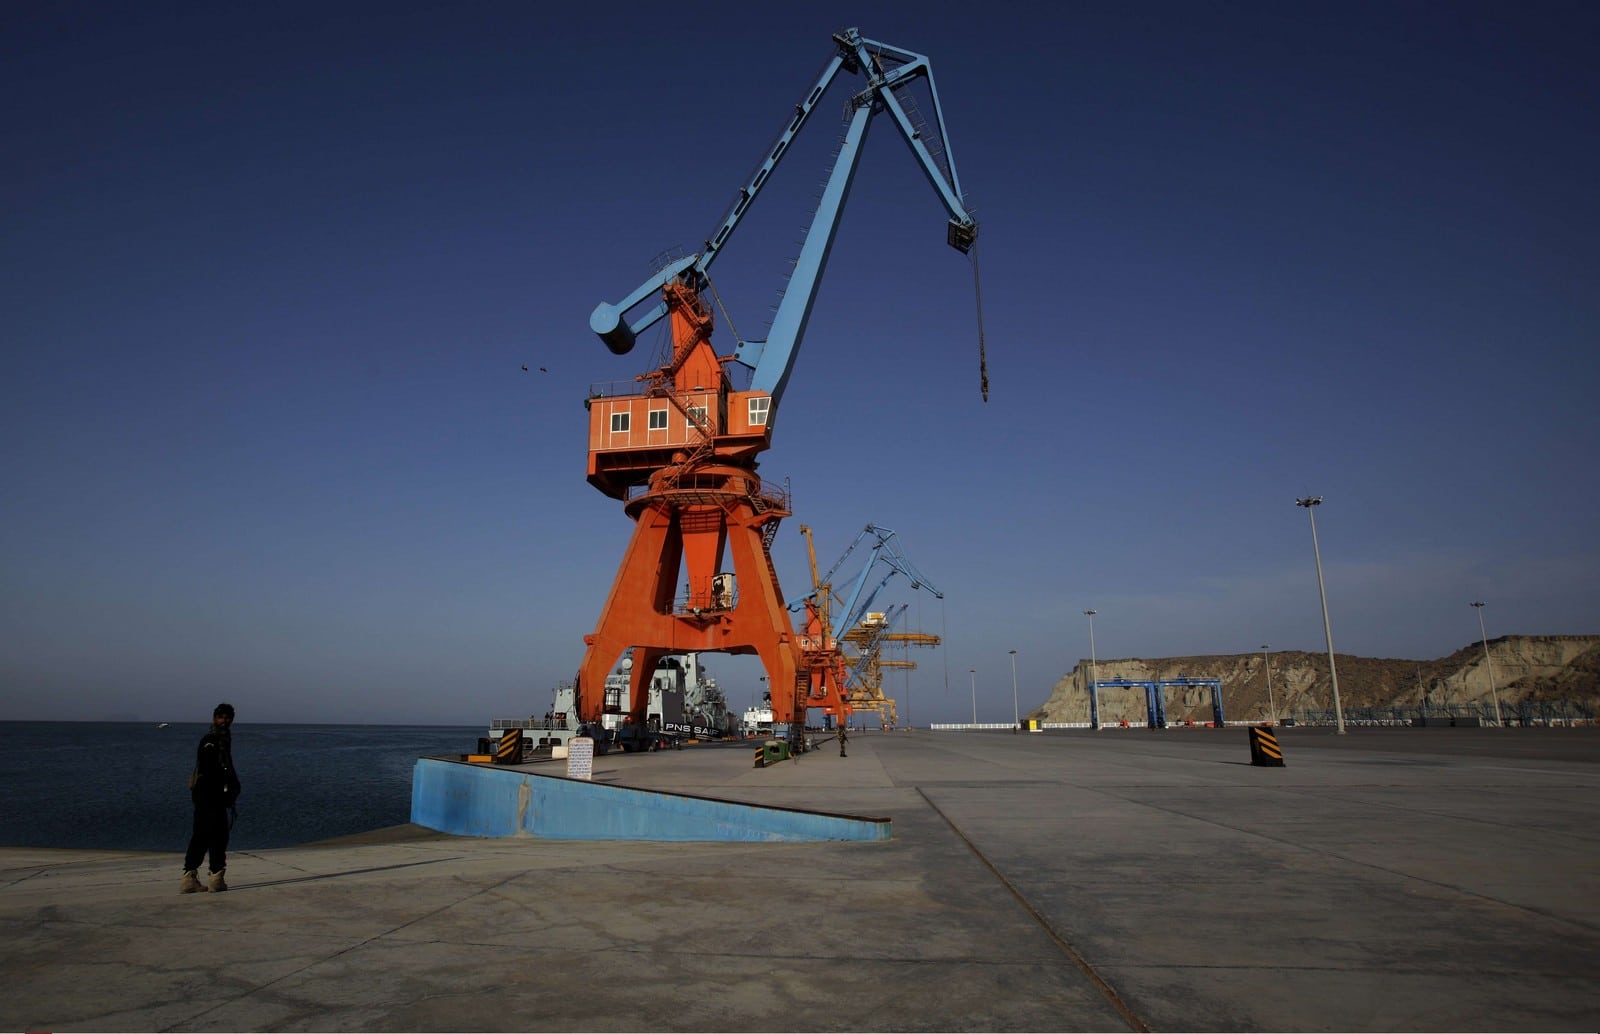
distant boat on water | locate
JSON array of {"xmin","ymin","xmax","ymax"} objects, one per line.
[{"xmin": 156, "ymin": 723, "xmax": 169, "ymax": 729}]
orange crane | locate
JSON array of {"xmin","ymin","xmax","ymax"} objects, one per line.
[
  {"xmin": 795, "ymin": 525, "xmax": 854, "ymax": 726},
  {"xmin": 573, "ymin": 29, "xmax": 977, "ymax": 744},
  {"xmin": 798, "ymin": 526, "xmax": 945, "ymax": 728}
]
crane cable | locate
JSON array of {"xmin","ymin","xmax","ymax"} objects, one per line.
[
  {"xmin": 940, "ymin": 594, "xmax": 950, "ymax": 701},
  {"xmin": 971, "ymin": 245, "xmax": 989, "ymax": 402},
  {"xmin": 701, "ymin": 270, "xmax": 746, "ymax": 357}
]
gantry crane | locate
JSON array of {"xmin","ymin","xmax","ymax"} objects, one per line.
[
  {"xmin": 792, "ymin": 525, "xmax": 944, "ymax": 727},
  {"xmin": 842, "ymin": 604, "xmax": 943, "ymax": 728},
  {"xmin": 794, "ymin": 525, "xmax": 854, "ymax": 726},
  {"xmin": 573, "ymin": 29, "xmax": 978, "ymax": 743}
]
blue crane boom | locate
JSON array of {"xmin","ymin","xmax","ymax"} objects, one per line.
[
  {"xmin": 792, "ymin": 524, "xmax": 944, "ymax": 643},
  {"xmin": 587, "ymin": 28, "xmax": 978, "ymax": 415}
]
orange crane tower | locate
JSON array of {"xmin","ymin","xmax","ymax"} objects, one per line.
[
  {"xmin": 792, "ymin": 526, "xmax": 944, "ymax": 728},
  {"xmin": 578, "ymin": 283, "xmax": 803, "ymax": 737},
  {"xmin": 795, "ymin": 525, "xmax": 854, "ymax": 726}
]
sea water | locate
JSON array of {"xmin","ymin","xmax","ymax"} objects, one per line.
[{"xmin": 0, "ymin": 721, "xmax": 479, "ymax": 853}]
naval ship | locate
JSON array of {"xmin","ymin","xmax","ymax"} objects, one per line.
[{"xmin": 486, "ymin": 650, "xmax": 737, "ymax": 757}]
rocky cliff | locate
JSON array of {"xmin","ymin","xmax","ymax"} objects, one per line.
[{"xmin": 1032, "ymin": 634, "xmax": 1600, "ymax": 724}]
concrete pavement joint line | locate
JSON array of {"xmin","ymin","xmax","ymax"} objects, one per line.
[
  {"xmin": 1468, "ymin": 763, "xmax": 1600, "ymax": 778},
  {"xmin": 156, "ymin": 865, "xmax": 531, "ymax": 1033},
  {"xmin": 0, "ymin": 855, "xmax": 165, "ymax": 890},
  {"xmin": 490, "ymin": 946, "xmax": 1077, "ymax": 969},
  {"xmin": 0, "ymin": 869, "xmax": 56, "ymax": 891},
  {"xmin": 915, "ymin": 787, "xmax": 1151, "ymax": 1034},
  {"xmin": 223, "ymin": 855, "xmax": 467, "ymax": 891},
  {"xmin": 1259, "ymin": 784, "xmax": 1600, "ymax": 846},
  {"xmin": 1103, "ymin": 960, "xmax": 1575, "ymax": 976},
  {"xmin": 1078, "ymin": 785, "xmax": 1600, "ymax": 937}
]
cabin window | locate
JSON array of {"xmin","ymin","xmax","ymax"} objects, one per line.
[
  {"xmin": 687, "ymin": 405, "xmax": 708, "ymax": 428},
  {"xmin": 748, "ymin": 396, "xmax": 770, "ymax": 426},
  {"xmin": 611, "ymin": 412, "xmax": 630, "ymax": 433},
  {"xmin": 648, "ymin": 408, "xmax": 668, "ymax": 431}
]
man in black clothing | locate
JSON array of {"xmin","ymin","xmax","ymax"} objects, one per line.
[{"xmin": 181, "ymin": 703, "xmax": 240, "ymax": 893}]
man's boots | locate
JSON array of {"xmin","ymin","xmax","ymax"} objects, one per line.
[
  {"xmin": 208, "ymin": 869, "xmax": 228, "ymax": 893},
  {"xmin": 180, "ymin": 869, "xmax": 206, "ymax": 894}
]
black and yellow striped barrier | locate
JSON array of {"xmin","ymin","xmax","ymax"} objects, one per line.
[
  {"xmin": 494, "ymin": 729, "xmax": 524, "ymax": 765},
  {"xmin": 1248, "ymin": 726, "xmax": 1284, "ymax": 767}
]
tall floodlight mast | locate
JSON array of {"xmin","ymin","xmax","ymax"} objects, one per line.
[{"xmin": 1296, "ymin": 496, "xmax": 1346, "ymax": 735}]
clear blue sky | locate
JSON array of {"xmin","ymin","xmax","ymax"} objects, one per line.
[{"xmin": 4, "ymin": 1, "xmax": 1596, "ymax": 725}]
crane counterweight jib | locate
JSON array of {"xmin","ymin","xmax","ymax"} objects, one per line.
[
  {"xmin": 589, "ymin": 254, "xmax": 701, "ymax": 355},
  {"xmin": 589, "ymin": 303, "xmax": 634, "ymax": 355}
]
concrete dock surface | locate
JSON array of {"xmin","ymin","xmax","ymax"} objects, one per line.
[{"xmin": 4, "ymin": 726, "xmax": 1598, "ymax": 1032}]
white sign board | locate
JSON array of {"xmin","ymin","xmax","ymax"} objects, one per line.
[{"xmin": 566, "ymin": 736, "xmax": 595, "ymax": 781}]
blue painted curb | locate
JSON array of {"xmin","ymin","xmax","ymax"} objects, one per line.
[{"xmin": 410, "ymin": 757, "xmax": 891, "ymax": 842}]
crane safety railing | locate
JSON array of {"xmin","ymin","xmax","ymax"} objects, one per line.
[
  {"xmin": 623, "ymin": 470, "xmax": 789, "ymax": 512},
  {"xmin": 1290, "ymin": 699, "xmax": 1596, "ymax": 728},
  {"xmin": 587, "ymin": 379, "xmax": 655, "ymax": 400},
  {"xmin": 490, "ymin": 717, "xmax": 568, "ymax": 731},
  {"xmin": 885, "ymin": 77, "xmax": 953, "ymax": 192}
]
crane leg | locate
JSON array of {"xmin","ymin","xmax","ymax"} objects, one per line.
[
  {"xmin": 575, "ymin": 503, "xmax": 677, "ymax": 720},
  {"xmin": 576, "ymin": 470, "xmax": 802, "ymax": 733},
  {"xmin": 723, "ymin": 507, "xmax": 802, "ymax": 732},
  {"xmin": 625, "ymin": 644, "xmax": 669, "ymax": 745}
]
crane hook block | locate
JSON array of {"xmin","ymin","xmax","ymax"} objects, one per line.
[{"xmin": 590, "ymin": 302, "xmax": 636, "ymax": 355}]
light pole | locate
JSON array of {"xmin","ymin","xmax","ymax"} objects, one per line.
[
  {"xmin": 1084, "ymin": 610, "xmax": 1099, "ymax": 729},
  {"xmin": 1296, "ymin": 496, "xmax": 1346, "ymax": 734},
  {"xmin": 1009, "ymin": 650, "xmax": 1019, "ymax": 729},
  {"xmin": 1261, "ymin": 644, "xmax": 1277, "ymax": 725},
  {"xmin": 1471, "ymin": 601, "xmax": 1504, "ymax": 727},
  {"xmin": 969, "ymin": 668, "xmax": 977, "ymax": 725}
]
